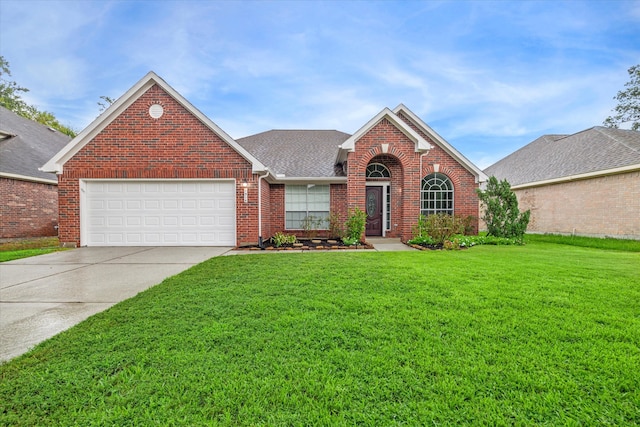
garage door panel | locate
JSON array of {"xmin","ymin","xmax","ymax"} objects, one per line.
[{"xmin": 84, "ymin": 180, "xmax": 236, "ymax": 246}]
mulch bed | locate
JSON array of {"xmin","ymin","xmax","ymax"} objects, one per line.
[{"xmin": 236, "ymin": 238, "xmax": 374, "ymax": 251}]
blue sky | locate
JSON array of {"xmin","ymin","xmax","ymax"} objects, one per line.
[{"xmin": 1, "ymin": 0, "xmax": 639, "ymax": 168}]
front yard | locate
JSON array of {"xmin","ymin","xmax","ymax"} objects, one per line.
[{"xmin": 1, "ymin": 241, "xmax": 639, "ymax": 425}]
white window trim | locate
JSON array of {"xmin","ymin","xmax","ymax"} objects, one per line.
[
  {"xmin": 420, "ymin": 173, "xmax": 454, "ymax": 216},
  {"xmin": 284, "ymin": 184, "xmax": 330, "ymax": 230}
]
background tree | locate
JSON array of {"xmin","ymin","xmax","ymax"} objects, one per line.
[
  {"xmin": 603, "ymin": 64, "xmax": 640, "ymax": 131},
  {"xmin": 0, "ymin": 56, "xmax": 76, "ymax": 137},
  {"xmin": 476, "ymin": 176, "xmax": 530, "ymax": 242},
  {"xmin": 97, "ymin": 95, "xmax": 115, "ymax": 112}
]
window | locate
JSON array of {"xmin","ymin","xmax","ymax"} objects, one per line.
[
  {"xmin": 285, "ymin": 184, "xmax": 330, "ymax": 229},
  {"xmin": 366, "ymin": 163, "xmax": 390, "ymax": 178},
  {"xmin": 421, "ymin": 173, "xmax": 453, "ymax": 216}
]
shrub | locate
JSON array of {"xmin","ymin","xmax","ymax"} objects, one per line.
[
  {"xmin": 476, "ymin": 176, "xmax": 530, "ymax": 242},
  {"xmin": 270, "ymin": 232, "xmax": 297, "ymax": 247},
  {"xmin": 411, "ymin": 213, "xmax": 466, "ymax": 245},
  {"xmin": 327, "ymin": 212, "xmax": 345, "ymax": 239},
  {"xmin": 345, "ymin": 207, "xmax": 367, "ymax": 243},
  {"xmin": 301, "ymin": 215, "xmax": 325, "ymax": 238}
]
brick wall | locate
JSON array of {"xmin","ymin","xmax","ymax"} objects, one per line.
[
  {"xmin": 346, "ymin": 118, "xmax": 480, "ymax": 242},
  {"xmin": 58, "ymin": 84, "xmax": 257, "ymax": 246},
  {"xmin": 514, "ymin": 171, "xmax": 640, "ymax": 239},
  {"xmin": 1, "ymin": 177, "xmax": 59, "ymax": 238}
]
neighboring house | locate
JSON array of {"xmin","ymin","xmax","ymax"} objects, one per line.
[
  {"xmin": 0, "ymin": 107, "xmax": 72, "ymax": 239},
  {"xmin": 485, "ymin": 127, "xmax": 640, "ymax": 239},
  {"xmin": 41, "ymin": 72, "xmax": 487, "ymax": 247}
]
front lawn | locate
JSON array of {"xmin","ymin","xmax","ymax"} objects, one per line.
[{"xmin": 1, "ymin": 243, "xmax": 639, "ymax": 425}]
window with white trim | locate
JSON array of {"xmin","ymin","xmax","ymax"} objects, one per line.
[
  {"xmin": 366, "ymin": 163, "xmax": 391, "ymax": 178},
  {"xmin": 421, "ymin": 173, "xmax": 454, "ymax": 216},
  {"xmin": 285, "ymin": 184, "xmax": 330, "ymax": 229}
]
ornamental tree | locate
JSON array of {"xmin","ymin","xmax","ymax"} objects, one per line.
[{"xmin": 476, "ymin": 176, "xmax": 530, "ymax": 241}]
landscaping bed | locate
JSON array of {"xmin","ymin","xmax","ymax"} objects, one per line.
[{"xmin": 237, "ymin": 238, "xmax": 374, "ymax": 251}]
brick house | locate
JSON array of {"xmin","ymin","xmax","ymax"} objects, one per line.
[
  {"xmin": 1, "ymin": 107, "xmax": 71, "ymax": 238},
  {"xmin": 485, "ymin": 127, "xmax": 640, "ymax": 239},
  {"xmin": 42, "ymin": 72, "xmax": 487, "ymax": 247}
]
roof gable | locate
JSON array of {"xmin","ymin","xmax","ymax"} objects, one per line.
[
  {"xmin": 485, "ymin": 126, "xmax": 640, "ymax": 187},
  {"xmin": 393, "ymin": 104, "xmax": 488, "ymax": 183},
  {"xmin": 337, "ymin": 107, "xmax": 433, "ymax": 164},
  {"xmin": 41, "ymin": 72, "xmax": 266, "ymax": 174}
]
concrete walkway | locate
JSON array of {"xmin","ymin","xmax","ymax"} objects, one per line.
[
  {"xmin": 366, "ymin": 237, "xmax": 417, "ymax": 251},
  {"xmin": 0, "ymin": 247, "xmax": 230, "ymax": 362}
]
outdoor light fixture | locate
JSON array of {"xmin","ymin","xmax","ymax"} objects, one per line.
[{"xmin": 242, "ymin": 179, "xmax": 248, "ymax": 203}]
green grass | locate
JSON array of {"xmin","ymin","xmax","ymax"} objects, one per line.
[
  {"xmin": 0, "ymin": 237, "xmax": 67, "ymax": 262},
  {"xmin": 526, "ymin": 233, "xmax": 640, "ymax": 252},
  {"xmin": 1, "ymin": 243, "xmax": 639, "ymax": 425}
]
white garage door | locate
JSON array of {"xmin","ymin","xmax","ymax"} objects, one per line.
[{"xmin": 83, "ymin": 180, "xmax": 236, "ymax": 246}]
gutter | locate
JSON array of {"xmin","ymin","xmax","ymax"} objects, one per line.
[{"xmin": 0, "ymin": 172, "xmax": 58, "ymax": 185}]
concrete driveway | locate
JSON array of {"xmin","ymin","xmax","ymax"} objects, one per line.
[{"xmin": 0, "ymin": 246, "xmax": 231, "ymax": 362}]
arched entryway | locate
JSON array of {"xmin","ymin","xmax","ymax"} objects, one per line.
[{"xmin": 365, "ymin": 155, "xmax": 403, "ymax": 237}]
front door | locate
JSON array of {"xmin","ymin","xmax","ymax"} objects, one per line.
[{"xmin": 365, "ymin": 186, "xmax": 383, "ymax": 236}]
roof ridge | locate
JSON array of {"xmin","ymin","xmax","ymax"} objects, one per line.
[{"xmin": 593, "ymin": 126, "xmax": 640, "ymax": 154}]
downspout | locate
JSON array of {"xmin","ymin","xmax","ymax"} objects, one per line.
[{"xmin": 257, "ymin": 168, "xmax": 270, "ymax": 249}]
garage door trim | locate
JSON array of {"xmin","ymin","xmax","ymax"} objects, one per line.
[{"xmin": 79, "ymin": 179, "xmax": 236, "ymax": 247}]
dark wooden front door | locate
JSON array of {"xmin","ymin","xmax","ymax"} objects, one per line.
[{"xmin": 365, "ymin": 186, "xmax": 383, "ymax": 236}]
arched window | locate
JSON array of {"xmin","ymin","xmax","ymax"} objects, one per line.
[
  {"xmin": 421, "ymin": 173, "xmax": 453, "ymax": 216},
  {"xmin": 366, "ymin": 163, "xmax": 391, "ymax": 178}
]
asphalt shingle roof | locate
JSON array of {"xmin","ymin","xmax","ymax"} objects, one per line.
[
  {"xmin": 0, "ymin": 107, "xmax": 72, "ymax": 181},
  {"xmin": 236, "ymin": 130, "xmax": 351, "ymax": 178},
  {"xmin": 484, "ymin": 126, "xmax": 640, "ymax": 186}
]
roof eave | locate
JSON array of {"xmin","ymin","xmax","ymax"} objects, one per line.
[
  {"xmin": 511, "ymin": 164, "xmax": 640, "ymax": 190},
  {"xmin": 0, "ymin": 171, "xmax": 58, "ymax": 185},
  {"xmin": 265, "ymin": 175, "xmax": 348, "ymax": 185}
]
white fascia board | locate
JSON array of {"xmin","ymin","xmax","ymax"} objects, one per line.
[
  {"xmin": 511, "ymin": 164, "xmax": 640, "ymax": 190},
  {"xmin": 41, "ymin": 72, "xmax": 267, "ymax": 174},
  {"xmin": 0, "ymin": 172, "xmax": 58, "ymax": 185},
  {"xmin": 266, "ymin": 176, "xmax": 347, "ymax": 185},
  {"xmin": 336, "ymin": 108, "xmax": 432, "ymax": 163},
  {"xmin": 393, "ymin": 104, "xmax": 488, "ymax": 183}
]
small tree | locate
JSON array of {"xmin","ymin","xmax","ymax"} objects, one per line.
[
  {"xmin": 343, "ymin": 207, "xmax": 367, "ymax": 245},
  {"xmin": 476, "ymin": 176, "xmax": 530, "ymax": 241}
]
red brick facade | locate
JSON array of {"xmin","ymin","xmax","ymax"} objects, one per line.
[
  {"xmin": 55, "ymin": 79, "xmax": 481, "ymax": 246},
  {"xmin": 1, "ymin": 177, "xmax": 59, "ymax": 238},
  {"xmin": 57, "ymin": 84, "xmax": 258, "ymax": 247}
]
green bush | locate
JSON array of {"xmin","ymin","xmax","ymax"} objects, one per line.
[
  {"xmin": 477, "ymin": 176, "xmax": 530, "ymax": 242},
  {"xmin": 345, "ymin": 207, "xmax": 367, "ymax": 243},
  {"xmin": 270, "ymin": 232, "xmax": 297, "ymax": 247},
  {"xmin": 411, "ymin": 213, "xmax": 466, "ymax": 245}
]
